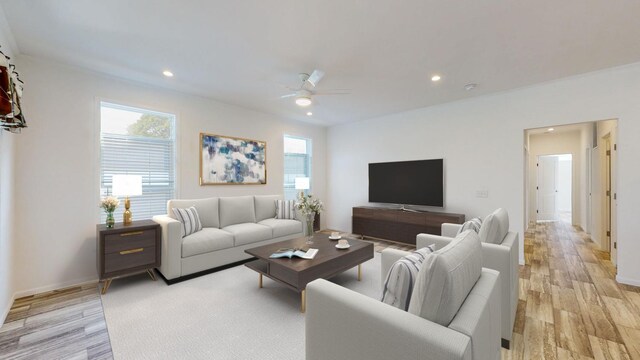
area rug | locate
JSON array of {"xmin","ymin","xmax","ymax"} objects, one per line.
[{"xmin": 101, "ymin": 254, "xmax": 382, "ymax": 360}]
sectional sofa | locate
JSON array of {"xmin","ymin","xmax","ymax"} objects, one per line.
[{"xmin": 153, "ymin": 195, "xmax": 305, "ymax": 281}]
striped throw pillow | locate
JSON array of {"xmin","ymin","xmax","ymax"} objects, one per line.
[
  {"xmin": 172, "ymin": 206, "xmax": 203, "ymax": 237},
  {"xmin": 457, "ymin": 217, "xmax": 482, "ymax": 235},
  {"xmin": 381, "ymin": 244, "xmax": 436, "ymax": 311},
  {"xmin": 275, "ymin": 200, "xmax": 296, "ymax": 220}
]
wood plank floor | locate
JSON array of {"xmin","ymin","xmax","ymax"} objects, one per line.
[
  {"xmin": 503, "ymin": 221, "xmax": 640, "ymax": 360},
  {"xmin": 1, "ymin": 223, "xmax": 638, "ymax": 359},
  {"xmin": 0, "ymin": 283, "xmax": 112, "ymax": 359}
]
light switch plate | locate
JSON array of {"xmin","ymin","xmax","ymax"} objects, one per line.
[{"xmin": 476, "ymin": 190, "xmax": 489, "ymax": 198}]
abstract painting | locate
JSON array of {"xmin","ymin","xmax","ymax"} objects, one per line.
[{"xmin": 199, "ymin": 133, "xmax": 267, "ymax": 185}]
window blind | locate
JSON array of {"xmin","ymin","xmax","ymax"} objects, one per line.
[
  {"xmin": 284, "ymin": 135, "xmax": 312, "ymax": 200},
  {"xmin": 100, "ymin": 133, "xmax": 175, "ymax": 222}
]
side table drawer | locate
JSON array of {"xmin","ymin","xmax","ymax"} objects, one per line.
[
  {"xmin": 104, "ymin": 229, "xmax": 156, "ymax": 254},
  {"xmin": 105, "ymin": 246, "xmax": 157, "ymax": 273}
]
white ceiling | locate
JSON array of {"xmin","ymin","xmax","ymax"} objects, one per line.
[{"xmin": 2, "ymin": 1, "xmax": 640, "ymax": 126}]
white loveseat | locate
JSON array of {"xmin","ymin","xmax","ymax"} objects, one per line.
[
  {"xmin": 153, "ymin": 195, "xmax": 304, "ymax": 281},
  {"xmin": 306, "ymin": 231, "xmax": 501, "ymax": 360},
  {"xmin": 417, "ymin": 208, "xmax": 519, "ymax": 349}
]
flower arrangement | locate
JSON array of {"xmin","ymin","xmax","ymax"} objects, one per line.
[
  {"xmin": 295, "ymin": 193, "xmax": 324, "ymax": 215},
  {"xmin": 100, "ymin": 196, "xmax": 120, "ymax": 213}
]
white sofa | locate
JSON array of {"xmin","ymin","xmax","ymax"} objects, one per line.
[
  {"xmin": 417, "ymin": 208, "xmax": 519, "ymax": 349},
  {"xmin": 306, "ymin": 231, "xmax": 501, "ymax": 360},
  {"xmin": 153, "ymin": 195, "xmax": 305, "ymax": 281}
]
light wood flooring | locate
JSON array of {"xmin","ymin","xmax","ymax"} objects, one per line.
[
  {"xmin": 503, "ymin": 221, "xmax": 640, "ymax": 360},
  {"xmin": 1, "ymin": 224, "xmax": 638, "ymax": 359}
]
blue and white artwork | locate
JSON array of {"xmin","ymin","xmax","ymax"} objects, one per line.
[{"xmin": 200, "ymin": 133, "xmax": 266, "ymax": 185}]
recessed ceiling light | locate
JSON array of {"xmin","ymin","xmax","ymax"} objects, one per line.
[
  {"xmin": 464, "ymin": 83, "xmax": 477, "ymax": 91},
  {"xmin": 295, "ymin": 97, "xmax": 312, "ymax": 107},
  {"xmin": 162, "ymin": 70, "xmax": 174, "ymax": 77},
  {"xmin": 431, "ymin": 75, "xmax": 441, "ymax": 82},
  {"xmin": 306, "ymin": 112, "xmax": 313, "ymax": 116},
  {"xmin": 548, "ymin": 128, "xmax": 555, "ymax": 132}
]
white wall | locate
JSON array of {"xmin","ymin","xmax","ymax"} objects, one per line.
[
  {"xmin": 527, "ymin": 131, "xmax": 582, "ymax": 226},
  {"xmin": 580, "ymin": 125, "xmax": 592, "ymax": 233},
  {"xmin": 0, "ymin": 5, "xmax": 17, "ymax": 323},
  {"xmin": 12, "ymin": 55, "xmax": 327, "ymax": 296},
  {"xmin": 326, "ymin": 62, "xmax": 640, "ymax": 286}
]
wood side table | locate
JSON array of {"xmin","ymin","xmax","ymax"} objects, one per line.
[{"xmin": 96, "ymin": 219, "xmax": 161, "ymax": 294}]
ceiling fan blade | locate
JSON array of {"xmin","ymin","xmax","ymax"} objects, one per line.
[
  {"xmin": 280, "ymin": 93, "xmax": 297, "ymax": 98},
  {"xmin": 314, "ymin": 91, "xmax": 350, "ymax": 96},
  {"xmin": 306, "ymin": 69, "xmax": 325, "ymax": 87}
]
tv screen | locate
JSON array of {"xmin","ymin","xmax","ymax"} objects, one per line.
[{"xmin": 368, "ymin": 159, "xmax": 444, "ymax": 207}]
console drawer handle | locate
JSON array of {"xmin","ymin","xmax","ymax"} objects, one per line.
[
  {"xmin": 120, "ymin": 231, "xmax": 144, "ymax": 237},
  {"xmin": 120, "ymin": 248, "xmax": 144, "ymax": 255}
]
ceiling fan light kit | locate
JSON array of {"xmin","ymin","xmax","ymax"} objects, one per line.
[
  {"xmin": 280, "ymin": 69, "xmax": 350, "ymax": 109},
  {"xmin": 295, "ymin": 96, "xmax": 312, "ymax": 107}
]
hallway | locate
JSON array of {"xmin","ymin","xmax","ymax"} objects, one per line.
[{"xmin": 503, "ymin": 221, "xmax": 640, "ymax": 359}]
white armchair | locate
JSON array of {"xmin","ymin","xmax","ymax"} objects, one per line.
[
  {"xmin": 306, "ymin": 231, "xmax": 502, "ymax": 360},
  {"xmin": 417, "ymin": 208, "xmax": 519, "ymax": 349}
]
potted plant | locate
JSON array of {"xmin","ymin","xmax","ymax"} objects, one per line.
[
  {"xmin": 100, "ymin": 196, "xmax": 120, "ymax": 228},
  {"xmin": 295, "ymin": 193, "xmax": 324, "ymax": 244}
]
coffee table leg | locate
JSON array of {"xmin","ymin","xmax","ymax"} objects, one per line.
[
  {"xmin": 259, "ymin": 273, "xmax": 263, "ymax": 288},
  {"xmin": 301, "ymin": 290, "xmax": 306, "ymax": 313},
  {"xmin": 358, "ymin": 264, "xmax": 362, "ymax": 281}
]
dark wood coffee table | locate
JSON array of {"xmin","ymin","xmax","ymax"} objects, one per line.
[{"xmin": 244, "ymin": 233, "xmax": 374, "ymax": 312}]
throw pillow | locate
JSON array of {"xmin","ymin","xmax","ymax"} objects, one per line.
[
  {"xmin": 457, "ymin": 217, "xmax": 483, "ymax": 235},
  {"xmin": 275, "ymin": 200, "xmax": 296, "ymax": 220},
  {"xmin": 407, "ymin": 230, "xmax": 482, "ymax": 326},
  {"xmin": 172, "ymin": 206, "xmax": 203, "ymax": 237},
  {"xmin": 381, "ymin": 244, "xmax": 436, "ymax": 311}
]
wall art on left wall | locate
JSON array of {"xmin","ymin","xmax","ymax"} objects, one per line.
[{"xmin": 200, "ymin": 133, "xmax": 267, "ymax": 185}]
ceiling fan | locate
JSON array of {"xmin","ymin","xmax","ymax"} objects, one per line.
[{"xmin": 280, "ymin": 70, "xmax": 349, "ymax": 107}]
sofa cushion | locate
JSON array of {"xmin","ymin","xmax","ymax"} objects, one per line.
[
  {"xmin": 255, "ymin": 195, "xmax": 281, "ymax": 221},
  {"xmin": 478, "ymin": 208, "xmax": 509, "ymax": 244},
  {"xmin": 222, "ymin": 223, "xmax": 272, "ymax": 246},
  {"xmin": 168, "ymin": 197, "xmax": 219, "ymax": 228},
  {"xmin": 258, "ymin": 218, "xmax": 302, "ymax": 238},
  {"xmin": 408, "ymin": 230, "xmax": 482, "ymax": 326},
  {"xmin": 181, "ymin": 228, "xmax": 234, "ymax": 258},
  {"xmin": 381, "ymin": 244, "xmax": 435, "ymax": 311},
  {"xmin": 275, "ymin": 200, "xmax": 297, "ymax": 220},
  {"xmin": 172, "ymin": 206, "xmax": 203, "ymax": 237},
  {"xmin": 219, "ymin": 196, "xmax": 256, "ymax": 228}
]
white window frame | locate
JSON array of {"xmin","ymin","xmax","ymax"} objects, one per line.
[
  {"xmin": 283, "ymin": 134, "xmax": 312, "ymax": 200},
  {"xmin": 96, "ymin": 99, "xmax": 179, "ymax": 221}
]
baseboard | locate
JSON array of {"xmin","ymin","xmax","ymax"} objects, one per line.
[
  {"xmin": 158, "ymin": 258, "xmax": 256, "ymax": 285},
  {"xmin": 616, "ymin": 275, "xmax": 640, "ymax": 287},
  {"xmin": 12, "ymin": 277, "xmax": 98, "ymax": 300},
  {"xmin": 1, "ymin": 292, "xmax": 16, "ymax": 324}
]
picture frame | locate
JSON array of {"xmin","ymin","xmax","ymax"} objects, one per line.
[{"xmin": 199, "ymin": 132, "xmax": 267, "ymax": 185}]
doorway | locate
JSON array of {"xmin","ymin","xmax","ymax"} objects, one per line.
[{"xmin": 537, "ymin": 154, "xmax": 572, "ymax": 223}]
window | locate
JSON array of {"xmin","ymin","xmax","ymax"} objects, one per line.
[
  {"xmin": 100, "ymin": 102, "xmax": 176, "ymax": 222},
  {"xmin": 283, "ymin": 135, "xmax": 312, "ymax": 200}
]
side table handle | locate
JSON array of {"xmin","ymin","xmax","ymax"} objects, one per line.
[
  {"xmin": 120, "ymin": 248, "xmax": 144, "ymax": 255},
  {"xmin": 120, "ymin": 231, "xmax": 144, "ymax": 237}
]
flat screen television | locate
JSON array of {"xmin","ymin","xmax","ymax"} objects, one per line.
[{"xmin": 368, "ymin": 159, "xmax": 444, "ymax": 207}]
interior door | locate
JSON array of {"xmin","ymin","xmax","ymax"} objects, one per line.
[{"xmin": 538, "ymin": 155, "xmax": 559, "ymax": 221}]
